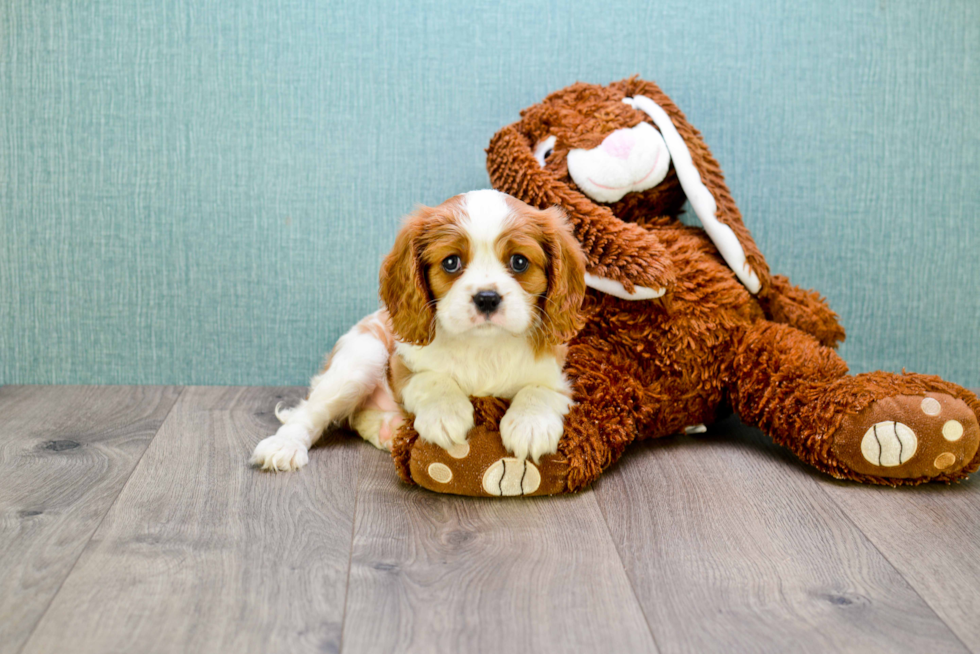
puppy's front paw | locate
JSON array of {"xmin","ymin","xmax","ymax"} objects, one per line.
[
  {"xmin": 413, "ymin": 397, "xmax": 474, "ymax": 451},
  {"xmin": 250, "ymin": 433, "xmax": 310, "ymax": 472},
  {"xmin": 500, "ymin": 405, "xmax": 564, "ymax": 462}
]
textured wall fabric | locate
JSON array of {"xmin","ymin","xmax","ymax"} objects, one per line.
[{"xmin": 1, "ymin": 0, "xmax": 978, "ymax": 386}]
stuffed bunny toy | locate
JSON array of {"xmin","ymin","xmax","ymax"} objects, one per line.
[{"xmin": 392, "ymin": 77, "xmax": 979, "ymax": 496}]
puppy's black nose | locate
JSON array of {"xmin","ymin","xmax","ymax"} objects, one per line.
[{"xmin": 472, "ymin": 290, "xmax": 502, "ymax": 315}]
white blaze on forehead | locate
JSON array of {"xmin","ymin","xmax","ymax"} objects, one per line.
[
  {"xmin": 461, "ymin": 189, "xmax": 512, "ymax": 242},
  {"xmin": 459, "ymin": 190, "xmax": 511, "ymax": 286}
]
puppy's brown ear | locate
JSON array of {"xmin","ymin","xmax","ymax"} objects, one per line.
[
  {"xmin": 487, "ymin": 122, "xmax": 674, "ymax": 296},
  {"xmin": 537, "ymin": 206, "xmax": 587, "ymax": 347},
  {"xmin": 612, "ymin": 75, "xmax": 771, "ymax": 295},
  {"xmin": 379, "ymin": 211, "xmax": 436, "ymax": 346}
]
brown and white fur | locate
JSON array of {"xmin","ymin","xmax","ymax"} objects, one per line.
[{"xmin": 250, "ymin": 190, "xmax": 586, "ymax": 471}]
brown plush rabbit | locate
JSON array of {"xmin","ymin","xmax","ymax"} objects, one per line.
[{"xmin": 393, "ymin": 77, "xmax": 979, "ymax": 496}]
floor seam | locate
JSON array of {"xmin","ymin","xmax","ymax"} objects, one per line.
[
  {"xmin": 591, "ymin": 481, "xmax": 664, "ymax": 654},
  {"xmin": 337, "ymin": 447, "xmax": 364, "ymax": 654},
  {"xmin": 14, "ymin": 385, "xmax": 187, "ymax": 654}
]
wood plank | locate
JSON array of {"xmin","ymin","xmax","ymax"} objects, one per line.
[
  {"xmin": 18, "ymin": 386, "xmax": 362, "ymax": 654},
  {"xmin": 820, "ymin": 482, "xmax": 980, "ymax": 651},
  {"xmin": 0, "ymin": 385, "xmax": 181, "ymax": 654},
  {"xmin": 594, "ymin": 416, "xmax": 968, "ymax": 654},
  {"xmin": 817, "ymin": 389, "xmax": 980, "ymax": 650},
  {"xmin": 341, "ymin": 448, "xmax": 658, "ymax": 654}
]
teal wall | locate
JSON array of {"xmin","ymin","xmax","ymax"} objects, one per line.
[{"xmin": 1, "ymin": 0, "xmax": 978, "ymax": 386}]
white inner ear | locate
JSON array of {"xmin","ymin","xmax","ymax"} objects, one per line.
[
  {"xmin": 584, "ymin": 273, "xmax": 665, "ymax": 301},
  {"xmin": 533, "ymin": 135, "xmax": 556, "ymax": 168},
  {"xmin": 623, "ymin": 96, "xmax": 761, "ymax": 294}
]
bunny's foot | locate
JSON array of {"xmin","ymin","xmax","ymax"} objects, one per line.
[{"xmin": 831, "ymin": 393, "xmax": 979, "ymax": 482}]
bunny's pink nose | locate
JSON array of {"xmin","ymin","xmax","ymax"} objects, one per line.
[{"xmin": 600, "ymin": 129, "xmax": 637, "ymax": 160}]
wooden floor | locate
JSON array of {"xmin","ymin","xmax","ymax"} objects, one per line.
[{"xmin": 2, "ymin": 386, "xmax": 979, "ymax": 654}]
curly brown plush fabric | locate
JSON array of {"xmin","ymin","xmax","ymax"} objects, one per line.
[{"xmin": 398, "ymin": 77, "xmax": 979, "ymax": 496}]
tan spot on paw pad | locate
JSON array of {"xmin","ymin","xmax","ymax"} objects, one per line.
[
  {"xmin": 934, "ymin": 452, "xmax": 957, "ymax": 470},
  {"xmin": 942, "ymin": 420, "xmax": 964, "ymax": 442},
  {"xmin": 482, "ymin": 458, "xmax": 541, "ymax": 496},
  {"xmin": 920, "ymin": 397, "xmax": 942, "ymax": 416},
  {"xmin": 446, "ymin": 441, "xmax": 470, "ymax": 459},
  {"xmin": 427, "ymin": 462, "xmax": 453, "ymax": 484},
  {"xmin": 861, "ymin": 421, "xmax": 917, "ymax": 467}
]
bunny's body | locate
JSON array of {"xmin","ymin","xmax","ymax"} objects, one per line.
[{"xmin": 395, "ymin": 78, "xmax": 980, "ymax": 495}]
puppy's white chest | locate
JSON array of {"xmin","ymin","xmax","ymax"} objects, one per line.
[{"xmin": 397, "ymin": 334, "xmax": 562, "ymax": 399}]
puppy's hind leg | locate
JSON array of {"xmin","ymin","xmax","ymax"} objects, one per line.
[{"xmin": 251, "ymin": 310, "xmax": 393, "ymax": 471}]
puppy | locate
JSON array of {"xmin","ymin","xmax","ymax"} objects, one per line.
[{"xmin": 250, "ymin": 190, "xmax": 586, "ymax": 471}]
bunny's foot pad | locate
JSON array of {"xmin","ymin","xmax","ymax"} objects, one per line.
[
  {"xmin": 832, "ymin": 393, "xmax": 979, "ymax": 481},
  {"xmin": 408, "ymin": 426, "xmax": 568, "ymax": 497}
]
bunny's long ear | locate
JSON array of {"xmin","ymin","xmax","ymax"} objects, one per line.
[
  {"xmin": 487, "ymin": 123, "xmax": 675, "ymax": 299},
  {"xmin": 614, "ymin": 77, "xmax": 771, "ymax": 295}
]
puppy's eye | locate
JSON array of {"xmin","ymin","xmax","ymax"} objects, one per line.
[
  {"xmin": 509, "ymin": 254, "xmax": 529, "ymax": 273},
  {"xmin": 441, "ymin": 255, "xmax": 462, "ymax": 274}
]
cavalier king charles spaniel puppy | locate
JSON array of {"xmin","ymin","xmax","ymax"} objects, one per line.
[{"xmin": 251, "ymin": 189, "xmax": 586, "ymax": 471}]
